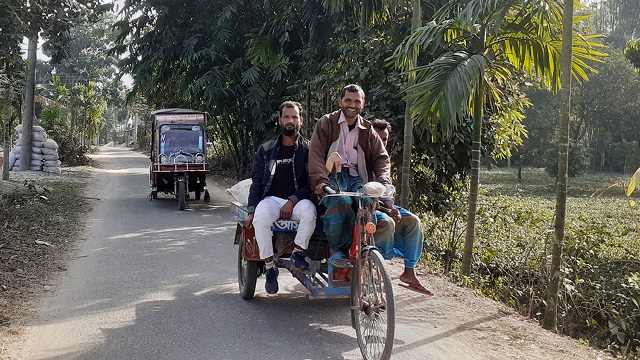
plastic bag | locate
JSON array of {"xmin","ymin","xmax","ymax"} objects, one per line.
[{"xmin": 226, "ymin": 178, "xmax": 252, "ymax": 206}]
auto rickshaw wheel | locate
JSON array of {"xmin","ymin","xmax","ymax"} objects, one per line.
[
  {"xmin": 237, "ymin": 244, "xmax": 258, "ymax": 300},
  {"xmin": 178, "ymin": 181, "xmax": 186, "ymax": 210}
]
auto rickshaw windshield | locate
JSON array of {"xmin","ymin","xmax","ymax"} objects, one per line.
[{"xmin": 160, "ymin": 125, "xmax": 204, "ymax": 155}]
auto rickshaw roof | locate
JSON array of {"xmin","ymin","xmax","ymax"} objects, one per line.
[
  {"xmin": 152, "ymin": 108, "xmax": 209, "ymax": 125},
  {"xmin": 152, "ymin": 108, "xmax": 208, "ymax": 116}
]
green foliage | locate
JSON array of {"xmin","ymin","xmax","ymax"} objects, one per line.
[
  {"xmin": 558, "ymin": 214, "xmax": 640, "ymax": 353},
  {"xmin": 421, "ymin": 169, "xmax": 640, "ymax": 356},
  {"xmin": 544, "ymin": 140, "xmax": 591, "ymax": 177},
  {"xmin": 40, "ymin": 104, "xmax": 91, "ymax": 166},
  {"xmin": 522, "ymin": 47, "xmax": 640, "ymax": 175},
  {"xmin": 625, "ymin": 38, "xmax": 640, "ymax": 70}
]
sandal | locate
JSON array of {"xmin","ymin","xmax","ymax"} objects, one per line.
[{"xmin": 328, "ymin": 251, "xmax": 353, "ymax": 268}]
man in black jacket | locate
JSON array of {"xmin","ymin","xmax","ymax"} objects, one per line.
[{"xmin": 245, "ymin": 101, "xmax": 317, "ymax": 294}]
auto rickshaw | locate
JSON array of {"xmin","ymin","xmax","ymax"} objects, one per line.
[{"xmin": 149, "ymin": 108, "xmax": 210, "ymax": 210}]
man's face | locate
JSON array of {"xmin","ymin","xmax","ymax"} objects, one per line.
[
  {"xmin": 374, "ymin": 128, "xmax": 389, "ymax": 148},
  {"xmin": 338, "ymin": 90, "xmax": 365, "ymax": 120},
  {"xmin": 280, "ymin": 106, "xmax": 302, "ymax": 137}
]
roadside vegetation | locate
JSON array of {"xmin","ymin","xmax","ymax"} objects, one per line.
[
  {"xmin": 419, "ymin": 167, "xmax": 640, "ymax": 357},
  {"xmin": 0, "ymin": 174, "xmax": 90, "ymax": 342}
]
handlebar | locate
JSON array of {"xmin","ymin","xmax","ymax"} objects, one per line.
[{"xmin": 322, "ymin": 185, "xmax": 337, "ymax": 195}]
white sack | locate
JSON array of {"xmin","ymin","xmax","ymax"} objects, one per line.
[
  {"xmin": 226, "ymin": 178, "xmax": 252, "ymax": 206},
  {"xmin": 8, "ymin": 152, "xmax": 16, "ymax": 170},
  {"xmin": 32, "ymin": 131, "xmax": 47, "ymax": 141},
  {"xmin": 41, "ymin": 147, "xmax": 57, "ymax": 156},
  {"xmin": 43, "ymin": 139, "xmax": 58, "ymax": 149}
]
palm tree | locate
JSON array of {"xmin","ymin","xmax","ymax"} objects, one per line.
[
  {"xmin": 543, "ymin": 0, "xmax": 575, "ymax": 331},
  {"xmin": 389, "ymin": 0, "xmax": 604, "ymax": 275}
]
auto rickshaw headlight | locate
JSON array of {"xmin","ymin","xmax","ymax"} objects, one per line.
[{"xmin": 159, "ymin": 154, "xmax": 167, "ymax": 164}]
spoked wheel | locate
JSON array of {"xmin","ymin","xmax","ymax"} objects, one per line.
[
  {"xmin": 177, "ymin": 180, "xmax": 186, "ymax": 210},
  {"xmin": 351, "ymin": 248, "xmax": 395, "ymax": 360},
  {"xmin": 237, "ymin": 244, "xmax": 258, "ymax": 300}
]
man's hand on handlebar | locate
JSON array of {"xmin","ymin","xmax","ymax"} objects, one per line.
[{"xmin": 315, "ymin": 183, "xmax": 336, "ymax": 195}]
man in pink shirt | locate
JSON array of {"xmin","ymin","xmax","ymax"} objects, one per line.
[{"xmin": 309, "ymin": 84, "xmax": 391, "ymax": 268}]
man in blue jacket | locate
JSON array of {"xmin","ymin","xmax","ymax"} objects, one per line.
[
  {"xmin": 245, "ymin": 101, "xmax": 317, "ymax": 294},
  {"xmin": 371, "ymin": 118, "xmax": 432, "ymax": 296}
]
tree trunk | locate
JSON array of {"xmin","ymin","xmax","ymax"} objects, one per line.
[
  {"xmin": 399, "ymin": 0, "xmax": 421, "ymax": 207},
  {"xmin": 2, "ymin": 108, "xmax": 10, "ymax": 180},
  {"xmin": 543, "ymin": 0, "xmax": 574, "ymax": 331},
  {"xmin": 461, "ymin": 83, "xmax": 484, "ymax": 276},
  {"xmin": 18, "ymin": 35, "xmax": 37, "ymax": 172}
]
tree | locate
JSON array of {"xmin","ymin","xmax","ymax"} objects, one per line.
[
  {"xmin": 0, "ymin": 70, "xmax": 22, "ymax": 180},
  {"xmin": 543, "ymin": 0, "xmax": 575, "ymax": 331},
  {"xmin": 399, "ymin": 0, "xmax": 421, "ymax": 207},
  {"xmin": 389, "ymin": 0, "xmax": 605, "ymax": 275},
  {"xmin": 14, "ymin": 0, "xmax": 106, "ymax": 171}
]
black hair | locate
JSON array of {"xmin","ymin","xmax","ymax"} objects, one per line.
[
  {"xmin": 339, "ymin": 84, "xmax": 365, "ymax": 100},
  {"xmin": 279, "ymin": 101, "xmax": 304, "ymax": 117},
  {"xmin": 371, "ymin": 118, "xmax": 390, "ymax": 131}
]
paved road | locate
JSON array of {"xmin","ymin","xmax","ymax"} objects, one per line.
[{"xmin": 12, "ymin": 147, "xmax": 454, "ymax": 360}]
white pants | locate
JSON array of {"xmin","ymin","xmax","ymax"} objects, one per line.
[{"xmin": 253, "ymin": 196, "xmax": 317, "ymax": 260}]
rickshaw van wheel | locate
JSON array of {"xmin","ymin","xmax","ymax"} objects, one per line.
[
  {"xmin": 353, "ymin": 249, "xmax": 395, "ymax": 360},
  {"xmin": 238, "ymin": 245, "xmax": 258, "ymax": 300},
  {"xmin": 178, "ymin": 181, "xmax": 186, "ymax": 210}
]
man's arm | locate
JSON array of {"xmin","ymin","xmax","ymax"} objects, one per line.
[
  {"xmin": 308, "ymin": 116, "xmax": 330, "ymax": 192},
  {"xmin": 369, "ymin": 129, "xmax": 391, "ymax": 186},
  {"xmin": 289, "ymin": 145, "xmax": 312, "ymax": 204},
  {"xmin": 246, "ymin": 146, "xmax": 265, "ymax": 214}
]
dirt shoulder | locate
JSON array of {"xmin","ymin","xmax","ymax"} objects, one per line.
[
  {"xmin": 0, "ymin": 165, "xmax": 615, "ymax": 360},
  {"xmin": 386, "ymin": 261, "xmax": 614, "ymax": 359},
  {"xmin": 0, "ymin": 167, "xmax": 93, "ymax": 357}
]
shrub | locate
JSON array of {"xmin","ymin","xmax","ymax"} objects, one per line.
[{"xmin": 420, "ymin": 182, "xmax": 640, "ymax": 356}]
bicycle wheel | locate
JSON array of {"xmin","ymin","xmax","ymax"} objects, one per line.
[{"xmin": 352, "ymin": 248, "xmax": 395, "ymax": 360}]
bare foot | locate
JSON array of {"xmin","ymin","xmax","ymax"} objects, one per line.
[
  {"xmin": 399, "ymin": 268, "xmax": 420, "ymax": 285},
  {"xmin": 399, "ymin": 268, "xmax": 434, "ymax": 296}
]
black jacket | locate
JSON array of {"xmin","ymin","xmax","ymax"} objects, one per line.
[{"xmin": 247, "ymin": 134, "xmax": 311, "ymax": 213}]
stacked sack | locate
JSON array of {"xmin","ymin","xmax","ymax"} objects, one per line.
[{"xmin": 9, "ymin": 124, "xmax": 62, "ymax": 174}]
